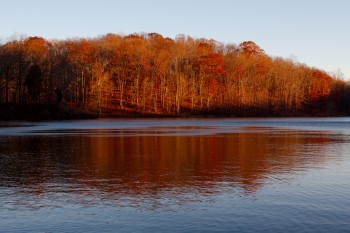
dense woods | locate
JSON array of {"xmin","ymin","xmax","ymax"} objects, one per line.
[{"xmin": 1, "ymin": 33, "xmax": 349, "ymax": 118}]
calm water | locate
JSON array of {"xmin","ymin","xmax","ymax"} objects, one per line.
[{"xmin": 1, "ymin": 118, "xmax": 350, "ymax": 232}]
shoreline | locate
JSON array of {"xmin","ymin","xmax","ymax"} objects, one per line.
[
  {"xmin": 0, "ymin": 103, "xmax": 98, "ymax": 121},
  {"xmin": 0, "ymin": 103, "xmax": 348, "ymax": 121}
]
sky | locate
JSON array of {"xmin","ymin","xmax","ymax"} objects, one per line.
[{"xmin": 1, "ymin": 0, "xmax": 349, "ymax": 79}]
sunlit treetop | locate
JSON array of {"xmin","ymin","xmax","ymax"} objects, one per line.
[{"xmin": 238, "ymin": 41, "xmax": 266, "ymax": 57}]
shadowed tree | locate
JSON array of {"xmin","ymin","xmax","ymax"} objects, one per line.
[{"xmin": 25, "ymin": 64, "xmax": 42, "ymax": 103}]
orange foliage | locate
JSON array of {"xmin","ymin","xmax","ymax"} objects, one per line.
[
  {"xmin": 310, "ymin": 70, "xmax": 333, "ymax": 102},
  {"xmin": 239, "ymin": 41, "xmax": 265, "ymax": 57},
  {"xmin": 0, "ymin": 33, "xmax": 348, "ymax": 116}
]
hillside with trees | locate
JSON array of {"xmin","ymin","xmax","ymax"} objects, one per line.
[{"xmin": 1, "ymin": 33, "xmax": 349, "ymax": 119}]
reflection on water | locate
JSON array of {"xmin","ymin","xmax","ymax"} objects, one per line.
[
  {"xmin": 1, "ymin": 119, "xmax": 350, "ymax": 232},
  {"xmin": 0, "ymin": 128, "xmax": 331, "ymax": 197}
]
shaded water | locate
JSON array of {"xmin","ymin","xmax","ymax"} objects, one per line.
[{"xmin": 1, "ymin": 118, "xmax": 350, "ymax": 232}]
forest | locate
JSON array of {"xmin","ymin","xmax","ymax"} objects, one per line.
[{"xmin": 0, "ymin": 32, "xmax": 349, "ymax": 118}]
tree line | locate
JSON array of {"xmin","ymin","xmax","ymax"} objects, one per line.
[{"xmin": 1, "ymin": 33, "xmax": 349, "ymax": 116}]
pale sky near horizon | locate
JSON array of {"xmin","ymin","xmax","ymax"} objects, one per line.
[{"xmin": 1, "ymin": 0, "xmax": 349, "ymax": 79}]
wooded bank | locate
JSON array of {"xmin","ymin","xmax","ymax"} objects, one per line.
[{"xmin": 1, "ymin": 33, "xmax": 349, "ymax": 119}]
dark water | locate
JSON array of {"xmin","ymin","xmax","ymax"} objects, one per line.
[{"xmin": 1, "ymin": 118, "xmax": 350, "ymax": 232}]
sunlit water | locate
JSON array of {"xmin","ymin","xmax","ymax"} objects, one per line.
[{"xmin": 1, "ymin": 118, "xmax": 350, "ymax": 232}]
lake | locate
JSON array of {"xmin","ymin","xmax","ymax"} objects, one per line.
[{"xmin": 1, "ymin": 118, "xmax": 350, "ymax": 232}]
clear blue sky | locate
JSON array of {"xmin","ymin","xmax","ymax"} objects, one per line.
[{"xmin": 1, "ymin": 0, "xmax": 349, "ymax": 79}]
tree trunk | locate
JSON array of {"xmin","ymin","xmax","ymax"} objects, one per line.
[{"xmin": 5, "ymin": 68, "xmax": 9, "ymax": 103}]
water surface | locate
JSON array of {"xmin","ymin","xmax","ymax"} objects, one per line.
[{"xmin": 1, "ymin": 118, "xmax": 350, "ymax": 232}]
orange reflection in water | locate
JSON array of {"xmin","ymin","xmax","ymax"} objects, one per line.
[
  {"xmin": 0, "ymin": 128, "xmax": 333, "ymax": 197},
  {"xmin": 74, "ymin": 129, "xmax": 331, "ymax": 194}
]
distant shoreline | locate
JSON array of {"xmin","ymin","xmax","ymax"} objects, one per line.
[
  {"xmin": 0, "ymin": 103, "xmax": 98, "ymax": 121},
  {"xmin": 0, "ymin": 103, "xmax": 347, "ymax": 121}
]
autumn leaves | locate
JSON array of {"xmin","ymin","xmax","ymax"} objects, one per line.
[{"xmin": 0, "ymin": 33, "xmax": 348, "ymax": 116}]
